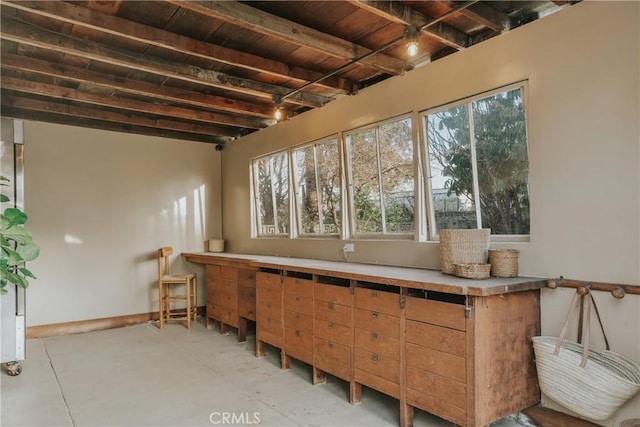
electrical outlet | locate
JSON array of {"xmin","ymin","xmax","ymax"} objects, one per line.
[{"xmin": 343, "ymin": 243, "xmax": 354, "ymax": 252}]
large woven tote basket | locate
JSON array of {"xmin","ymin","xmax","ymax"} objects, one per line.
[{"xmin": 532, "ymin": 291, "xmax": 640, "ymax": 421}]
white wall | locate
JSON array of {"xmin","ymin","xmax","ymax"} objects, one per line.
[
  {"xmin": 23, "ymin": 122, "xmax": 221, "ymax": 326},
  {"xmin": 220, "ymin": 2, "xmax": 639, "ymax": 424}
]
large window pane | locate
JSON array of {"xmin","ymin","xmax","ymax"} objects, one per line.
[
  {"xmin": 252, "ymin": 152, "xmax": 289, "ymax": 236},
  {"xmin": 293, "ymin": 139, "xmax": 340, "ymax": 236},
  {"xmin": 349, "ymin": 129, "xmax": 383, "ymax": 233},
  {"xmin": 473, "ymin": 89, "xmax": 530, "ymax": 234},
  {"xmin": 427, "ymin": 105, "xmax": 477, "ymax": 233}
]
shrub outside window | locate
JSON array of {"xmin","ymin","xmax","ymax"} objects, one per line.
[
  {"xmin": 252, "ymin": 151, "xmax": 289, "ymax": 236},
  {"xmin": 292, "ymin": 138, "xmax": 341, "ymax": 236},
  {"xmin": 424, "ymin": 84, "xmax": 530, "ymax": 237},
  {"xmin": 346, "ymin": 117, "xmax": 415, "ymax": 236}
]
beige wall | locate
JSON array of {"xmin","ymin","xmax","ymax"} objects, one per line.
[
  {"xmin": 23, "ymin": 122, "xmax": 221, "ymax": 326},
  {"xmin": 221, "ymin": 1, "xmax": 639, "ymax": 424}
]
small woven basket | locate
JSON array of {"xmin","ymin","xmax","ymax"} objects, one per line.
[
  {"xmin": 488, "ymin": 249, "xmax": 519, "ymax": 277},
  {"xmin": 439, "ymin": 228, "xmax": 491, "ymax": 274},
  {"xmin": 454, "ymin": 263, "xmax": 491, "ymax": 279}
]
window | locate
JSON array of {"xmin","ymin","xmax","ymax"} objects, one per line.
[
  {"xmin": 251, "ymin": 151, "xmax": 289, "ymax": 236},
  {"xmin": 424, "ymin": 84, "xmax": 530, "ymax": 237},
  {"xmin": 292, "ymin": 138, "xmax": 341, "ymax": 236},
  {"xmin": 346, "ymin": 117, "xmax": 415, "ymax": 236}
]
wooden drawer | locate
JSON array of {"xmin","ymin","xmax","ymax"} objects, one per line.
[
  {"xmin": 284, "ymin": 323, "xmax": 313, "ymax": 362},
  {"xmin": 238, "ymin": 285, "xmax": 256, "ymax": 320},
  {"xmin": 283, "ymin": 293, "xmax": 313, "ymax": 316},
  {"xmin": 406, "ymin": 386, "xmax": 466, "ymax": 426},
  {"xmin": 353, "ymin": 308, "xmax": 399, "ymax": 338},
  {"xmin": 314, "ymin": 337, "xmax": 350, "ymax": 381},
  {"xmin": 406, "ymin": 365, "xmax": 466, "ymax": 410},
  {"xmin": 220, "ymin": 307, "xmax": 239, "ymax": 327},
  {"xmin": 314, "ymin": 300, "xmax": 351, "ymax": 326},
  {"xmin": 283, "ymin": 276, "xmax": 313, "ymax": 298},
  {"xmin": 206, "ymin": 302, "xmax": 219, "ymax": 319},
  {"xmin": 284, "ymin": 310, "xmax": 313, "ymax": 332},
  {"xmin": 354, "ymin": 287, "xmax": 400, "ymax": 316},
  {"xmin": 314, "ymin": 319, "xmax": 351, "ymax": 347},
  {"xmin": 256, "ymin": 283, "xmax": 281, "ymax": 306},
  {"xmin": 315, "ymin": 283, "xmax": 351, "ymax": 306},
  {"xmin": 258, "ymin": 329, "xmax": 283, "ymax": 348},
  {"xmin": 256, "ymin": 272, "xmax": 281, "ymax": 291},
  {"xmin": 406, "ymin": 320, "xmax": 466, "ymax": 357},
  {"xmin": 354, "ymin": 368, "xmax": 400, "ymax": 399},
  {"xmin": 206, "ymin": 265, "xmax": 221, "ymax": 293},
  {"xmin": 217, "ymin": 281, "xmax": 238, "ymax": 300},
  {"xmin": 406, "ymin": 342, "xmax": 466, "ymax": 383},
  {"xmin": 256, "ymin": 307, "xmax": 282, "ymax": 337},
  {"xmin": 221, "ymin": 266, "xmax": 238, "ymax": 281},
  {"xmin": 405, "ymin": 296, "xmax": 466, "ymax": 331},
  {"xmin": 354, "ymin": 328, "xmax": 400, "ymax": 361},
  {"xmin": 353, "ymin": 347, "xmax": 399, "ymax": 384},
  {"xmin": 237, "ymin": 268, "xmax": 256, "ymax": 286}
]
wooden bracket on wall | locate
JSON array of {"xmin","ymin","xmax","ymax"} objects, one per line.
[{"xmin": 546, "ymin": 277, "xmax": 640, "ymax": 299}]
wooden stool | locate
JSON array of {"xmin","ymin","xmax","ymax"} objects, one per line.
[{"xmin": 157, "ymin": 247, "xmax": 197, "ymax": 329}]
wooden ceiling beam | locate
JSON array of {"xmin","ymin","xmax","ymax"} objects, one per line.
[
  {"xmin": 0, "ymin": 53, "xmax": 275, "ymax": 118},
  {"xmin": 166, "ymin": 0, "xmax": 410, "ymax": 76},
  {"xmin": 0, "ymin": 17, "xmax": 330, "ymax": 108},
  {"xmin": 1, "ymin": 92, "xmax": 241, "ymax": 138},
  {"xmin": 455, "ymin": 2, "xmax": 510, "ymax": 32},
  {"xmin": 1, "ymin": 106, "xmax": 224, "ymax": 144},
  {"xmin": 2, "ymin": 0, "xmax": 355, "ymax": 94},
  {"xmin": 350, "ymin": 1, "xmax": 469, "ymax": 50},
  {"xmin": 0, "ymin": 75, "xmax": 269, "ymax": 130}
]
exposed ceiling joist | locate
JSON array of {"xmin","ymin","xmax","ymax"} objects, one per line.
[{"xmin": 453, "ymin": 2, "xmax": 510, "ymax": 32}]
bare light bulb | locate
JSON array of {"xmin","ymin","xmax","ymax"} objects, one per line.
[
  {"xmin": 274, "ymin": 107, "xmax": 284, "ymax": 121},
  {"xmin": 406, "ymin": 41, "xmax": 419, "ymax": 57}
]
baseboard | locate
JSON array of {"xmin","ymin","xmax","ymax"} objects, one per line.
[{"xmin": 26, "ymin": 306, "xmax": 206, "ymax": 339}]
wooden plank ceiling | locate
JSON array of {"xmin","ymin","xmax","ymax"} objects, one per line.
[{"xmin": 0, "ymin": 0, "xmax": 576, "ymax": 146}]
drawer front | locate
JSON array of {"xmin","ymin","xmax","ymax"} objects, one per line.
[
  {"xmin": 220, "ymin": 307, "xmax": 239, "ymax": 327},
  {"xmin": 256, "ymin": 283, "xmax": 281, "ymax": 307},
  {"xmin": 218, "ymin": 281, "xmax": 238, "ymax": 301},
  {"xmin": 315, "ymin": 283, "xmax": 351, "ymax": 306},
  {"xmin": 406, "ymin": 387, "xmax": 466, "ymax": 427},
  {"xmin": 284, "ymin": 325, "xmax": 313, "ymax": 362},
  {"xmin": 353, "ymin": 308, "xmax": 399, "ymax": 338},
  {"xmin": 238, "ymin": 285, "xmax": 256, "ymax": 320},
  {"xmin": 354, "ymin": 328, "xmax": 400, "ymax": 361},
  {"xmin": 406, "ymin": 320, "xmax": 466, "ymax": 357},
  {"xmin": 405, "ymin": 296, "xmax": 466, "ymax": 332},
  {"xmin": 256, "ymin": 308, "xmax": 282, "ymax": 338},
  {"xmin": 206, "ymin": 302, "xmax": 219, "ymax": 319},
  {"xmin": 283, "ymin": 310, "xmax": 313, "ymax": 332},
  {"xmin": 354, "ymin": 288, "xmax": 400, "ymax": 316},
  {"xmin": 237, "ymin": 268, "xmax": 256, "ymax": 286},
  {"xmin": 283, "ymin": 293, "xmax": 313, "ymax": 316},
  {"xmin": 406, "ymin": 365, "xmax": 466, "ymax": 411},
  {"xmin": 221, "ymin": 266, "xmax": 238, "ymax": 282},
  {"xmin": 314, "ymin": 300, "xmax": 351, "ymax": 326},
  {"xmin": 314, "ymin": 319, "xmax": 351, "ymax": 347},
  {"xmin": 353, "ymin": 347, "xmax": 400, "ymax": 384},
  {"xmin": 283, "ymin": 276, "xmax": 313, "ymax": 298},
  {"xmin": 256, "ymin": 272, "xmax": 281, "ymax": 292},
  {"xmin": 354, "ymin": 368, "xmax": 400, "ymax": 399},
  {"xmin": 406, "ymin": 342, "xmax": 466, "ymax": 383},
  {"xmin": 314, "ymin": 337, "xmax": 350, "ymax": 381},
  {"xmin": 258, "ymin": 329, "xmax": 283, "ymax": 348}
]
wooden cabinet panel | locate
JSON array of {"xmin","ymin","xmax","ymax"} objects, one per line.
[
  {"xmin": 405, "ymin": 296, "xmax": 466, "ymax": 331},
  {"xmin": 354, "ymin": 328, "xmax": 400, "ymax": 361},
  {"xmin": 284, "ymin": 312, "xmax": 313, "ymax": 363},
  {"xmin": 406, "ymin": 387, "xmax": 466, "ymax": 426},
  {"xmin": 314, "ymin": 319, "xmax": 351, "ymax": 347},
  {"xmin": 238, "ymin": 268, "xmax": 256, "ymax": 285},
  {"xmin": 238, "ymin": 285, "xmax": 256, "ymax": 320},
  {"xmin": 283, "ymin": 276, "xmax": 313, "ymax": 298},
  {"xmin": 406, "ymin": 342, "xmax": 465, "ymax": 383},
  {"xmin": 206, "ymin": 302, "xmax": 218, "ymax": 319},
  {"xmin": 406, "ymin": 320, "xmax": 466, "ymax": 357},
  {"xmin": 314, "ymin": 337, "xmax": 350, "ymax": 381},
  {"xmin": 315, "ymin": 283, "xmax": 351, "ymax": 306},
  {"xmin": 256, "ymin": 308, "xmax": 282, "ymax": 337},
  {"xmin": 256, "ymin": 272, "xmax": 281, "ymax": 291},
  {"xmin": 354, "ymin": 368, "xmax": 400, "ymax": 399},
  {"xmin": 283, "ymin": 293, "xmax": 313, "ymax": 316},
  {"xmin": 206, "ymin": 265, "xmax": 221, "ymax": 293},
  {"xmin": 220, "ymin": 307, "xmax": 239, "ymax": 327},
  {"xmin": 284, "ymin": 310, "xmax": 313, "ymax": 332},
  {"xmin": 354, "ymin": 288, "xmax": 400, "ymax": 316},
  {"xmin": 354, "ymin": 347, "xmax": 400, "ymax": 384},
  {"xmin": 221, "ymin": 266, "xmax": 238, "ymax": 281},
  {"xmin": 314, "ymin": 300, "xmax": 351, "ymax": 325},
  {"xmin": 354, "ymin": 308, "xmax": 399, "ymax": 338}
]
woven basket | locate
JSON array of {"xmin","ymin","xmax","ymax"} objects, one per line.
[
  {"xmin": 439, "ymin": 228, "xmax": 491, "ymax": 274},
  {"xmin": 488, "ymin": 249, "xmax": 519, "ymax": 277},
  {"xmin": 454, "ymin": 263, "xmax": 490, "ymax": 279},
  {"xmin": 533, "ymin": 337, "xmax": 640, "ymax": 420}
]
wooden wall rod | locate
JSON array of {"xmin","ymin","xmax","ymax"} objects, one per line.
[{"xmin": 546, "ymin": 277, "xmax": 640, "ymax": 299}]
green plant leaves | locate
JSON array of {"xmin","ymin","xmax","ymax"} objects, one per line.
[{"xmin": 3, "ymin": 207, "xmax": 28, "ymax": 227}]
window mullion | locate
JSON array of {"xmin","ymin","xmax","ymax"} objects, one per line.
[{"xmin": 467, "ymin": 103, "xmax": 482, "ymax": 229}]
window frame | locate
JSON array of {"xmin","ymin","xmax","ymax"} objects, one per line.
[{"xmin": 420, "ymin": 81, "xmax": 531, "ymax": 242}]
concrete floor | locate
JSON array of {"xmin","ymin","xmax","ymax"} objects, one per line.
[{"xmin": 1, "ymin": 320, "xmax": 533, "ymax": 427}]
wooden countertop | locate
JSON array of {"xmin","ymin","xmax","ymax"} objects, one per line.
[{"xmin": 182, "ymin": 252, "xmax": 547, "ymax": 297}]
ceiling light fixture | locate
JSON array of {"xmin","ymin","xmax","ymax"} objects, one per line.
[
  {"xmin": 273, "ymin": 94, "xmax": 285, "ymax": 121},
  {"xmin": 404, "ymin": 25, "xmax": 420, "ymax": 58}
]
